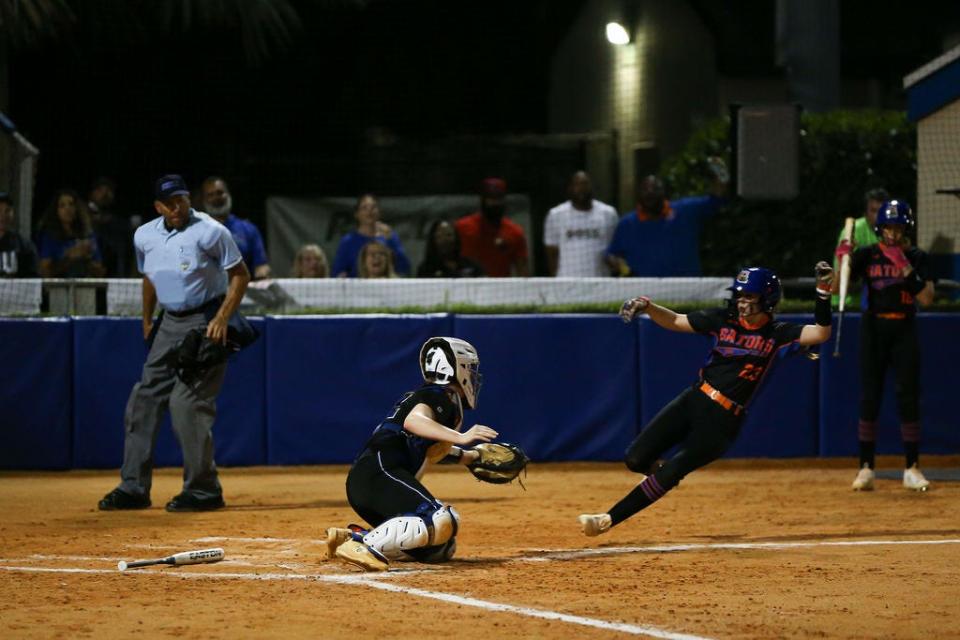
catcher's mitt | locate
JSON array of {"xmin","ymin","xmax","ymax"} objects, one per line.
[{"xmin": 467, "ymin": 442, "xmax": 530, "ymax": 487}]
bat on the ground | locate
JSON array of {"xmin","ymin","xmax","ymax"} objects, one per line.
[
  {"xmin": 833, "ymin": 217, "xmax": 855, "ymax": 358},
  {"xmin": 118, "ymin": 547, "xmax": 224, "ymax": 571}
]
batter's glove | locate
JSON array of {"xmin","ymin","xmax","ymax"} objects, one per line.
[
  {"xmin": 619, "ymin": 296, "xmax": 650, "ymax": 323},
  {"xmin": 814, "ymin": 261, "xmax": 834, "ymax": 299},
  {"xmin": 467, "ymin": 442, "xmax": 530, "ymax": 487}
]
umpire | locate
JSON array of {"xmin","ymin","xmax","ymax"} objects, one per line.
[{"xmin": 98, "ymin": 174, "xmax": 250, "ymax": 512}]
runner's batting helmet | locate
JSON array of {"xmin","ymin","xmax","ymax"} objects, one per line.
[{"xmin": 727, "ymin": 267, "xmax": 782, "ymax": 312}]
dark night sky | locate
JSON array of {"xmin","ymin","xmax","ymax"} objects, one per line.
[
  {"xmin": 9, "ymin": 0, "xmax": 583, "ymax": 217},
  {"xmin": 7, "ymin": 0, "xmax": 960, "ymax": 223}
]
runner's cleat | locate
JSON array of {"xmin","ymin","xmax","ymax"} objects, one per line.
[{"xmin": 578, "ymin": 513, "xmax": 612, "ymax": 537}]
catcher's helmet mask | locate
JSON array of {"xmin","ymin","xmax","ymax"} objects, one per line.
[{"xmin": 420, "ymin": 337, "xmax": 482, "ymax": 409}]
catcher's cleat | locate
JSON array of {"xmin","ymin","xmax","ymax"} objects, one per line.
[
  {"xmin": 578, "ymin": 513, "xmax": 612, "ymax": 537},
  {"xmin": 851, "ymin": 464, "xmax": 875, "ymax": 491},
  {"xmin": 324, "ymin": 527, "xmax": 353, "ymax": 560},
  {"xmin": 903, "ymin": 465, "xmax": 930, "ymax": 492},
  {"xmin": 336, "ymin": 540, "xmax": 389, "ymax": 572}
]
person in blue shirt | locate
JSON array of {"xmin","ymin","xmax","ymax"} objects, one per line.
[
  {"xmin": 606, "ymin": 164, "xmax": 728, "ymax": 277},
  {"xmin": 331, "ymin": 193, "xmax": 411, "ymax": 277},
  {"xmin": 36, "ymin": 188, "xmax": 106, "ymax": 278},
  {"xmin": 201, "ymin": 176, "xmax": 272, "ymax": 280},
  {"xmin": 98, "ymin": 174, "xmax": 250, "ymax": 514}
]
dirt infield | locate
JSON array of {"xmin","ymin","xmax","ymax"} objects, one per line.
[{"xmin": 2, "ymin": 457, "xmax": 958, "ymax": 639}]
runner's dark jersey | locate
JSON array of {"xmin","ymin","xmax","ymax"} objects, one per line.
[
  {"xmin": 687, "ymin": 308, "xmax": 804, "ymax": 405},
  {"xmin": 357, "ymin": 383, "xmax": 463, "ymax": 475},
  {"xmin": 850, "ymin": 245, "xmax": 928, "ymax": 316}
]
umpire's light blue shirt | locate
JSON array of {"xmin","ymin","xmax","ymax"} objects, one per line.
[{"xmin": 135, "ymin": 210, "xmax": 243, "ymax": 312}]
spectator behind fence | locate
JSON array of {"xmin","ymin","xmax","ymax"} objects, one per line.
[
  {"xmin": 417, "ymin": 219, "xmax": 484, "ymax": 278},
  {"xmin": 87, "ymin": 177, "xmax": 134, "ymax": 277},
  {"xmin": 357, "ymin": 239, "xmax": 397, "ymax": 279},
  {"xmin": 37, "ymin": 188, "xmax": 106, "ymax": 277},
  {"xmin": 0, "ymin": 192, "xmax": 38, "ymax": 277},
  {"xmin": 606, "ymin": 159, "xmax": 728, "ymax": 277},
  {"xmin": 332, "ymin": 194, "xmax": 411, "ymax": 278},
  {"xmin": 201, "ymin": 176, "xmax": 272, "ymax": 280},
  {"xmin": 544, "ymin": 171, "xmax": 618, "ymax": 277},
  {"xmin": 833, "ymin": 187, "xmax": 889, "ymax": 306},
  {"xmin": 291, "ymin": 243, "xmax": 329, "ymax": 278},
  {"xmin": 455, "ymin": 177, "xmax": 529, "ymax": 277}
]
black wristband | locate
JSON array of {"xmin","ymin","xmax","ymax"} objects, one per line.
[{"xmin": 814, "ymin": 294, "xmax": 832, "ymax": 326}]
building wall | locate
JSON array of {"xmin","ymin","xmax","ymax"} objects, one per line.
[
  {"xmin": 916, "ymin": 99, "xmax": 960, "ymax": 255},
  {"xmin": 549, "ymin": 0, "xmax": 718, "ymax": 210}
]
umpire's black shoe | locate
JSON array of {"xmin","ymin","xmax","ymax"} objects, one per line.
[
  {"xmin": 165, "ymin": 493, "xmax": 226, "ymax": 513},
  {"xmin": 98, "ymin": 489, "xmax": 151, "ymax": 511}
]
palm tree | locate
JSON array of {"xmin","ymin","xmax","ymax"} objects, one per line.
[{"xmin": 0, "ymin": 0, "xmax": 316, "ymax": 66}]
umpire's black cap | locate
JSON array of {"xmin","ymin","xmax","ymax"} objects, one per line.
[{"xmin": 154, "ymin": 174, "xmax": 190, "ymax": 201}]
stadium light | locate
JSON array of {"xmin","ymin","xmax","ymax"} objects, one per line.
[{"xmin": 606, "ymin": 21, "xmax": 631, "ymax": 45}]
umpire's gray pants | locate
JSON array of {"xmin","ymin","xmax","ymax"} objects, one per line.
[{"xmin": 118, "ymin": 311, "xmax": 226, "ymax": 500}]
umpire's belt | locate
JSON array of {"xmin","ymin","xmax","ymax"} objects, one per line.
[
  {"xmin": 165, "ymin": 296, "xmax": 224, "ymax": 318},
  {"xmin": 699, "ymin": 381, "xmax": 744, "ymax": 416}
]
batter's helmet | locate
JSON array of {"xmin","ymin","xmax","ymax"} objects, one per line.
[
  {"xmin": 728, "ymin": 267, "xmax": 782, "ymax": 312},
  {"xmin": 874, "ymin": 199, "xmax": 914, "ymax": 234}
]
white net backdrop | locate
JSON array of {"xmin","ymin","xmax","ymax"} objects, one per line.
[{"xmin": 0, "ymin": 277, "xmax": 733, "ymax": 316}]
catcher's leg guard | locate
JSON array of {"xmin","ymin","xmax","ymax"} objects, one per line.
[
  {"xmin": 335, "ymin": 540, "xmax": 389, "ymax": 571},
  {"xmin": 428, "ymin": 504, "xmax": 459, "ymax": 546},
  {"xmin": 363, "ymin": 504, "xmax": 460, "ymax": 561}
]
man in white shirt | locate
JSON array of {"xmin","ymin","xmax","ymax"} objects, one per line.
[{"xmin": 543, "ymin": 171, "xmax": 618, "ymax": 277}]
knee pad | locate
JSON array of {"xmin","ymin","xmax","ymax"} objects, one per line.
[
  {"xmin": 362, "ymin": 516, "xmax": 430, "ymax": 560},
  {"xmin": 362, "ymin": 504, "xmax": 460, "ymax": 560}
]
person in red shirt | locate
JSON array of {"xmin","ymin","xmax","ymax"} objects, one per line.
[{"xmin": 455, "ymin": 178, "xmax": 529, "ymax": 277}]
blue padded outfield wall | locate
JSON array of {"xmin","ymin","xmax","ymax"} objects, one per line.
[{"xmin": 0, "ymin": 314, "xmax": 957, "ymax": 470}]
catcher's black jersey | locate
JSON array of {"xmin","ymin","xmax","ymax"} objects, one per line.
[
  {"xmin": 359, "ymin": 384, "xmax": 463, "ymax": 475},
  {"xmin": 850, "ymin": 246, "xmax": 928, "ymax": 316},
  {"xmin": 687, "ymin": 308, "xmax": 804, "ymax": 405}
]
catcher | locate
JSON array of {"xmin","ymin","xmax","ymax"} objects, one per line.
[{"xmin": 325, "ymin": 337, "xmax": 528, "ymax": 571}]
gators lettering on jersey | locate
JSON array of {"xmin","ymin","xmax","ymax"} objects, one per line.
[
  {"xmin": 850, "ymin": 246, "xmax": 928, "ymax": 315},
  {"xmin": 687, "ymin": 308, "xmax": 803, "ymax": 405},
  {"xmin": 360, "ymin": 384, "xmax": 463, "ymax": 475}
]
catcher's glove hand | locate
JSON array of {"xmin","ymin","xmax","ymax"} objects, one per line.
[{"xmin": 467, "ymin": 442, "xmax": 530, "ymax": 487}]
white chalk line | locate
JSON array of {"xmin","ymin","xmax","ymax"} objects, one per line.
[
  {"xmin": 520, "ymin": 537, "xmax": 960, "ymax": 562},
  {"xmin": 325, "ymin": 573, "xmax": 712, "ymax": 640},
  {"xmin": 7, "ymin": 537, "xmax": 958, "ymax": 639},
  {"xmin": 0, "ymin": 565, "xmax": 432, "ymax": 581},
  {"xmin": 192, "ymin": 536, "xmax": 323, "ymax": 545},
  {"xmin": 0, "ymin": 562, "xmax": 709, "ymax": 640}
]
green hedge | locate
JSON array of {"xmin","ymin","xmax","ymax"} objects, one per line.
[{"xmin": 661, "ymin": 110, "xmax": 916, "ymax": 277}]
